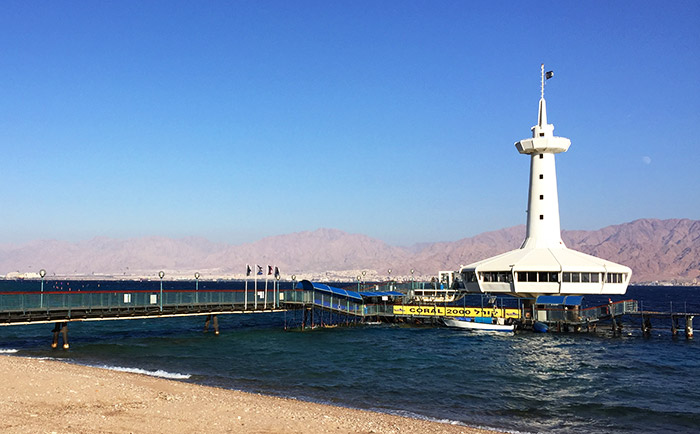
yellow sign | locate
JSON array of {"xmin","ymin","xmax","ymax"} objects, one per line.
[{"xmin": 392, "ymin": 305, "xmax": 520, "ymax": 319}]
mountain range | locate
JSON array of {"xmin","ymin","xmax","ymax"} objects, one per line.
[{"xmin": 1, "ymin": 218, "xmax": 699, "ymax": 284}]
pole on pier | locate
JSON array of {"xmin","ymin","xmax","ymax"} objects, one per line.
[
  {"xmin": 39, "ymin": 269, "xmax": 46, "ymax": 309},
  {"xmin": 275, "ymin": 274, "xmax": 280, "ymax": 309},
  {"xmin": 264, "ymin": 272, "xmax": 269, "ymax": 309},
  {"xmin": 686, "ymin": 315, "xmax": 694, "ymax": 339},
  {"xmin": 194, "ymin": 272, "xmax": 200, "ymax": 304},
  {"xmin": 51, "ymin": 322, "xmax": 69, "ymax": 349},
  {"xmin": 158, "ymin": 271, "xmax": 165, "ymax": 312}
]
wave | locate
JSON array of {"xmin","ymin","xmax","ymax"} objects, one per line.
[
  {"xmin": 93, "ymin": 364, "xmax": 192, "ymax": 380},
  {"xmin": 0, "ymin": 348, "xmax": 19, "ymax": 354}
]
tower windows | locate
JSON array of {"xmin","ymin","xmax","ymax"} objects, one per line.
[
  {"xmin": 539, "ymin": 195, "xmax": 544, "ymax": 200},
  {"xmin": 539, "ymin": 174, "xmax": 543, "ymax": 179},
  {"xmin": 540, "ymin": 215, "xmax": 544, "ymax": 220},
  {"xmin": 539, "ymin": 154, "xmax": 544, "ymax": 159}
]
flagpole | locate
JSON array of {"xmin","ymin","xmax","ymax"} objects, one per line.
[
  {"xmin": 245, "ymin": 264, "xmax": 250, "ymax": 311},
  {"xmin": 254, "ymin": 265, "xmax": 258, "ymax": 310},
  {"xmin": 265, "ymin": 274, "xmax": 268, "ymax": 309}
]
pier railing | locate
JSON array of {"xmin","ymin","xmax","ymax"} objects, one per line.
[
  {"xmin": 536, "ymin": 300, "xmax": 639, "ymax": 324},
  {"xmin": 0, "ymin": 287, "xmax": 286, "ymax": 324}
]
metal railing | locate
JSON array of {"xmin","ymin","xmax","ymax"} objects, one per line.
[
  {"xmin": 535, "ymin": 300, "xmax": 639, "ymax": 323},
  {"xmin": 0, "ymin": 287, "xmax": 283, "ymax": 316}
]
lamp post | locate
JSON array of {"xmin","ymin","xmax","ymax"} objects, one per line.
[
  {"xmin": 39, "ymin": 269, "xmax": 46, "ymax": 308},
  {"xmin": 292, "ymin": 275, "xmax": 297, "ymax": 303},
  {"xmin": 357, "ymin": 275, "xmax": 361, "ymax": 292},
  {"xmin": 194, "ymin": 272, "xmax": 200, "ymax": 303},
  {"xmin": 410, "ymin": 268, "xmax": 415, "ymax": 290},
  {"xmin": 158, "ymin": 271, "xmax": 165, "ymax": 311},
  {"xmin": 362, "ymin": 270, "xmax": 366, "ymax": 286}
]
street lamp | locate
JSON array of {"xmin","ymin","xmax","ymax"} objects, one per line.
[
  {"xmin": 357, "ymin": 275, "xmax": 361, "ymax": 292},
  {"xmin": 194, "ymin": 272, "xmax": 200, "ymax": 303},
  {"xmin": 39, "ymin": 269, "xmax": 46, "ymax": 308},
  {"xmin": 362, "ymin": 270, "xmax": 366, "ymax": 285},
  {"xmin": 158, "ymin": 271, "xmax": 165, "ymax": 311}
]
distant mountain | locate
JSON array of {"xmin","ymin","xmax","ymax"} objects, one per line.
[{"xmin": 1, "ymin": 219, "xmax": 698, "ymax": 283}]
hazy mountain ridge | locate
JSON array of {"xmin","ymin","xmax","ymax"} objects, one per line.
[{"xmin": 1, "ymin": 219, "xmax": 698, "ymax": 283}]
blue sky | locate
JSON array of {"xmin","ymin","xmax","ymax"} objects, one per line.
[{"xmin": 1, "ymin": 1, "xmax": 698, "ymax": 246}]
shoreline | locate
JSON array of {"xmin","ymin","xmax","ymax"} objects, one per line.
[{"xmin": 0, "ymin": 355, "xmax": 501, "ymax": 434}]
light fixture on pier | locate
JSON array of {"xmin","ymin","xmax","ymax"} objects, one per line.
[
  {"xmin": 39, "ymin": 269, "xmax": 46, "ymax": 308},
  {"xmin": 158, "ymin": 271, "xmax": 165, "ymax": 311}
]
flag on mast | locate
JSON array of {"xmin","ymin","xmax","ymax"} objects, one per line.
[
  {"xmin": 274, "ymin": 266, "xmax": 280, "ymax": 279},
  {"xmin": 246, "ymin": 264, "xmax": 251, "ymax": 277},
  {"xmin": 267, "ymin": 265, "xmax": 273, "ymax": 275},
  {"xmin": 545, "ymin": 70, "xmax": 554, "ymax": 79},
  {"xmin": 256, "ymin": 265, "xmax": 263, "ymax": 275}
]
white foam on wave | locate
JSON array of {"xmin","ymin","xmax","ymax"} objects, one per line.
[
  {"xmin": 96, "ymin": 364, "xmax": 191, "ymax": 380},
  {"xmin": 0, "ymin": 348, "xmax": 19, "ymax": 354},
  {"xmin": 381, "ymin": 408, "xmax": 532, "ymax": 434}
]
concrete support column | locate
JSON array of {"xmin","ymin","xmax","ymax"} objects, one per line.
[
  {"xmin": 51, "ymin": 322, "xmax": 69, "ymax": 349},
  {"xmin": 642, "ymin": 315, "xmax": 652, "ymax": 336},
  {"xmin": 671, "ymin": 316, "xmax": 678, "ymax": 337},
  {"xmin": 204, "ymin": 315, "xmax": 220, "ymax": 335}
]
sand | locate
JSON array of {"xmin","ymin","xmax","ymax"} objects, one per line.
[{"xmin": 0, "ymin": 355, "xmax": 499, "ymax": 434}]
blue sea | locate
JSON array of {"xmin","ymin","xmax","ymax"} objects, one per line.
[{"xmin": 1, "ymin": 282, "xmax": 699, "ymax": 433}]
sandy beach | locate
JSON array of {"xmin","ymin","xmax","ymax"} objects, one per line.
[{"xmin": 0, "ymin": 355, "xmax": 498, "ymax": 434}]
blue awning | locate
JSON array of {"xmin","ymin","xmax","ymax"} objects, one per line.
[
  {"xmin": 296, "ymin": 280, "xmax": 363, "ymax": 301},
  {"xmin": 536, "ymin": 295, "xmax": 583, "ymax": 306}
]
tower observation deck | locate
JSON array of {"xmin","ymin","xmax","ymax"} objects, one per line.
[{"xmin": 459, "ymin": 65, "xmax": 631, "ymax": 298}]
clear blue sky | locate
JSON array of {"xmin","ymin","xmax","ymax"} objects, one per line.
[{"xmin": 1, "ymin": 1, "xmax": 698, "ymax": 246}]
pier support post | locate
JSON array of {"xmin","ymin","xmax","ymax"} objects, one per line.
[
  {"xmin": 671, "ymin": 316, "xmax": 678, "ymax": 337},
  {"xmin": 686, "ymin": 316, "xmax": 694, "ymax": 339},
  {"xmin": 51, "ymin": 322, "xmax": 69, "ymax": 349},
  {"xmin": 204, "ymin": 315, "xmax": 220, "ymax": 335},
  {"xmin": 642, "ymin": 315, "xmax": 652, "ymax": 336},
  {"xmin": 611, "ymin": 318, "xmax": 621, "ymax": 335}
]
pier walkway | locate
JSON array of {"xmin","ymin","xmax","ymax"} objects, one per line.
[{"xmin": 1, "ymin": 280, "xmax": 695, "ymax": 342}]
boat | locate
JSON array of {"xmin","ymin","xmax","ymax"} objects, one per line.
[
  {"xmin": 443, "ymin": 317, "xmax": 515, "ymax": 332},
  {"xmin": 533, "ymin": 321, "xmax": 549, "ymax": 333}
]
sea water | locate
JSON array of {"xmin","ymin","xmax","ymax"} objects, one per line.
[{"xmin": 1, "ymin": 283, "xmax": 699, "ymax": 433}]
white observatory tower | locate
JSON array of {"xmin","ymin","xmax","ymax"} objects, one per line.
[{"xmin": 459, "ymin": 65, "xmax": 631, "ymax": 297}]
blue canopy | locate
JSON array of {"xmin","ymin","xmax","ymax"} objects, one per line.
[
  {"xmin": 536, "ymin": 295, "xmax": 583, "ymax": 306},
  {"xmin": 296, "ymin": 280, "xmax": 363, "ymax": 301}
]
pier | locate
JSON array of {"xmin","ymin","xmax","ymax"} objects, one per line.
[{"xmin": 1, "ymin": 280, "xmax": 696, "ymax": 346}]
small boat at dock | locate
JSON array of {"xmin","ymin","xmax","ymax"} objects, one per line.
[{"xmin": 443, "ymin": 317, "xmax": 515, "ymax": 332}]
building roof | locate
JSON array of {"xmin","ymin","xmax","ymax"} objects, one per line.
[{"xmin": 461, "ymin": 246, "xmax": 631, "ymax": 274}]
